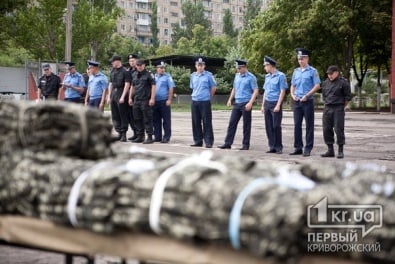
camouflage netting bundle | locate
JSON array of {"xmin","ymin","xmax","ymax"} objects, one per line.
[
  {"xmin": 1, "ymin": 101, "xmax": 394, "ymax": 262},
  {"xmin": 0, "ymin": 100, "xmax": 113, "ymax": 159},
  {"xmin": 1, "ymin": 146, "xmax": 394, "ymax": 263}
]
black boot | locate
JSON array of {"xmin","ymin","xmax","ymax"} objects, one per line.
[
  {"xmin": 337, "ymin": 144, "xmax": 344, "ymax": 159},
  {"xmin": 143, "ymin": 134, "xmax": 154, "ymax": 144},
  {"xmin": 131, "ymin": 134, "xmax": 144, "ymax": 143},
  {"xmin": 128, "ymin": 133, "xmax": 138, "ymax": 141},
  {"xmin": 119, "ymin": 132, "xmax": 127, "ymax": 142},
  {"xmin": 321, "ymin": 144, "xmax": 335, "ymax": 157}
]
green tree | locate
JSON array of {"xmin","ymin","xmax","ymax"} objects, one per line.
[
  {"xmin": 13, "ymin": 0, "xmax": 67, "ymax": 60},
  {"xmin": 244, "ymin": 0, "xmax": 262, "ymax": 29},
  {"xmin": 150, "ymin": 1, "xmax": 160, "ymax": 49},
  {"xmin": 223, "ymin": 9, "xmax": 238, "ymax": 38},
  {"xmin": 72, "ymin": 0, "xmax": 122, "ymax": 62},
  {"xmin": 172, "ymin": 0, "xmax": 212, "ymax": 45}
]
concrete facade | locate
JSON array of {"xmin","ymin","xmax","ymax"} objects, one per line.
[{"xmin": 116, "ymin": 0, "xmax": 272, "ymax": 45}]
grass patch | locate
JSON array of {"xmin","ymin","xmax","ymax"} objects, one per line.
[{"xmin": 171, "ymin": 103, "xmax": 263, "ymax": 112}]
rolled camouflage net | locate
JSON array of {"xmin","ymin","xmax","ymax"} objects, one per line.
[
  {"xmin": 1, "ymin": 146, "xmax": 394, "ymax": 263},
  {"xmin": 0, "ymin": 100, "xmax": 113, "ymax": 159}
]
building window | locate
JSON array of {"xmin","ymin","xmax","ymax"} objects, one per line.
[
  {"xmin": 121, "ymin": 24, "xmax": 125, "ymax": 31},
  {"xmin": 137, "ymin": 2, "xmax": 147, "ymax": 9},
  {"xmin": 164, "ymin": 18, "xmax": 168, "ymax": 24},
  {"xmin": 119, "ymin": 1, "xmax": 125, "ymax": 8},
  {"xmin": 232, "ymin": 6, "xmax": 236, "ymax": 12},
  {"xmin": 163, "ymin": 7, "xmax": 168, "ymax": 13},
  {"xmin": 223, "ymin": 0, "xmax": 229, "ymax": 3},
  {"xmin": 138, "ymin": 36, "xmax": 145, "ymax": 43},
  {"xmin": 164, "ymin": 29, "xmax": 169, "ymax": 36},
  {"xmin": 164, "ymin": 40, "xmax": 168, "ymax": 45},
  {"xmin": 129, "ymin": 2, "xmax": 133, "ymax": 9},
  {"xmin": 170, "ymin": 12, "xmax": 178, "ymax": 17},
  {"xmin": 170, "ymin": 1, "xmax": 178, "ymax": 6},
  {"xmin": 158, "ymin": 17, "xmax": 161, "ymax": 23}
]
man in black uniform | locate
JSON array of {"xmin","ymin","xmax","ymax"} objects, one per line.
[
  {"xmin": 128, "ymin": 59, "xmax": 156, "ymax": 144},
  {"xmin": 127, "ymin": 54, "xmax": 139, "ymax": 141},
  {"xmin": 37, "ymin": 63, "xmax": 62, "ymax": 100},
  {"xmin": 321, "ymin": 65, "xmax": 352, "ymax": 159},
  {"xmin": 108, "ymin": 55, "xmax": 131, "ymax": 142}
]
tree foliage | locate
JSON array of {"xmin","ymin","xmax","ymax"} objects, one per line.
[
  {"xmin": 240, "ymin": 0, "xmax": 391, "ymax": 88},
  {"xmin": 13, "ymin": 0, "xmax": 67, "ymax": 60},
  {"xmin": 223, "ymin": 9, "xmax": 238, "ymax": 38},
  {"xmin": 244, "ymin": 0, "xmax": 262, "ymax": 29},
  {"xmin": 72, "ymin": 0, "xmax": 122, "ymax": 62},
  {"xmin": 171, "ymin": 0, "xmax": 212, "ymax": 45},
  {"xmin": 150, "ymin": 1, "xmax": 160, "ymax": 50}
]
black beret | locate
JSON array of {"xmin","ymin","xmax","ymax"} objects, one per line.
[
  {"xmin": 110, "ymin": 55, "xmax": 122, "ymax": 63},
  {"xmin": 263, "ymin": 55, "xmax": 276, "ymax": 66},
  {"xmin": 135, "ymin": 59, "xmax": 146, "ymax": 65},
  {"xmin": 326, "ymin": 65, "xmax": 340, "ymax": 74}
]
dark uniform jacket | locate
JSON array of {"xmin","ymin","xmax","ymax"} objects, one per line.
[
  {"xmin": 132, "ymin": 69, "xmax": 155, "ymax": 101},
  {"xmin": 38, "ymin": 73, "xmax": 62, "ymax": 98},
  {"xmin": 110, "ymin": 67, "xmax": 131, "ymax": 96},
  {"xmin": 322, "ymin": 77, "xmax": 352, "ymax": 106}
]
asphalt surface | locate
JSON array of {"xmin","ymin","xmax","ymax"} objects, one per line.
[
  {"xmin": 1, "ymin": 110, "xmax": 394, "ymax": 263},
  {"xmin": 117, "ymin": 110, "xmax": 395, "ymax": 172}
]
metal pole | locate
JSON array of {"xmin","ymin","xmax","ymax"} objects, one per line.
[{"xmin": 65, "ymin": 0, "xmax": 73, "ymax": 61}]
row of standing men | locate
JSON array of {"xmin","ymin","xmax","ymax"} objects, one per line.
[{"xmin": 37, "ymin": 48, "xmax": 352, "ymax": 158}]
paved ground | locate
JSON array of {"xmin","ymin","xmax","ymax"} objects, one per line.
[
  {"xmin": 1, "ymin": 110, "xmax": 394, "ymax": 263},
  {"xmin": 117, "ymin": 110, "xmax": 395, "ymax": 172}
]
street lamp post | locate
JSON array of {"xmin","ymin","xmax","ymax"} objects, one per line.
[{"xmin": 65, "ymin": 0, "xmax": 73, "ymax": 61}]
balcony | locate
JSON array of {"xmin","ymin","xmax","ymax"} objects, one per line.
[
  {"xmin": 136, "ymin": 19, "xmax": 150, "ymax": 26},
  {"xmin": 136, "ymin": 0, "xmax": 149, "ymax": 3}
]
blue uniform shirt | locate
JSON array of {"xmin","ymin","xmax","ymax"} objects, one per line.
[
  {"xmin": 190, "ymin": 71, "xmax": 217, "ymax": 101},
  {"xmin": 155, "ymin": 73, "xmax": 175, "ymax": 101},
  {"xmin": 88, "ymin": 72, "xmax": 108, "ymax": 100},
  {"xmin": 291, "ymin": 65, "xmax": 320, "ymax": 99},
  {"xmin": 63, "ymin": 72, "xmax": 85, "ymax": 99},
  {"xmin": 263, "ymin": 70, "xmax": 288, "ymax": 102},
  {"xmin": 233, "ymin": 71, "xmax": 258, "ymax": 103}
]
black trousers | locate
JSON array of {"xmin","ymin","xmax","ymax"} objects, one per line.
[
  {"xmin": 110, "ymin": 91, "xmax": 129, "ymax": 134},
  {"xmin": 133, "ymin": 100, "xmax": 153, "ymax": 135},
  {"xmin": 264, "ymin": 100, "xmax": 283, "ymax": 151},
  {"xmin": 224, "ymin": 102, "xmax": 252, "ymax": 147},
  {"xmin": 191, "ymin": 100, "xmax": 214, "ymax": 146},
  {"xmin": 322, "ymin": 104, "xmax": 345, "ymax": 145},
  {"xmin": 292, "ymin": 99, "xmax": 315, "ymax": 151},
  {"xmin": 153, "ymin": 100, "xmax": 171, "ymax": 141}
]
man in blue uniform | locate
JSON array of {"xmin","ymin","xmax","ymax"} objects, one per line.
[
  {"xmin": 37, "ymin": 63, "xmax": 62, "ymax": 101},
  {"xmin": 218, "ymin": 59, "xmax": 258, "ymax": 150},
  {"xmin": 189, "ymin": 57, "xmax": 217, "ymax": 148},
  {"xmin": 153, "ymin": 61, "xmax": 175, "ymax": 143},
  {"xmin": 84, "ymin": 60, "xmax": 108, "ymax": 111},
  {"xmin": 261, "ymin": 56, "xmax": 288, "ymax": 154},
  {"xmin": 62, "ymin": 62, "xmax": 86, "ymax": 103},
  {"xmin": 129, "ymin": 59, "xmax": 156, "ymax": 144},
  {"xmin": 289, "ymin": 48, "xmax": 321, "ymax": 156},
  {"xmin": 108, "ymin": 55, "xmax": 131, "ymax": 142},
  {"xmin": 321, "ymin": 65, "xmax": 352, "ymax": 159}
]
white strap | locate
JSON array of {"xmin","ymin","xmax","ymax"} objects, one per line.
[{"xmin": 149, "ymin": 151, "xmax": 227, "ymax": 234}]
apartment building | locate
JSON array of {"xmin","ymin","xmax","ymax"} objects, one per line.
[{"xmin": 116, "ymin": 0, "xmax": 272, "ymax": 46}]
